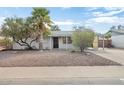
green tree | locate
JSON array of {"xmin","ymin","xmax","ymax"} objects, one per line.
[
  {"xmin": 1, "ymin": 17, "xmax": 38, "ymax": 49},
  {"xmin": 51, "ymin": 25, "xmax": 61, "ymax": 31},
  {"xmin": 72, "ymin": 25, "xmax": 85, "ymax": 31},
  {"xmin": 72, "ymin": 28, "xmax": 95, "ymax": 52},
  {"xmin": 104, "ymin": 31, "xmax": 112, "ymax": 38},
  {"xmin": 31, "ymin": 7, "xmax": 52, "ymax": 50}
]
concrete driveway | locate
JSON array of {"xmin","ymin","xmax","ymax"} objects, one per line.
[{"xmin": 91, "ymin": 48, "xmax": 124, "ymax": 65}]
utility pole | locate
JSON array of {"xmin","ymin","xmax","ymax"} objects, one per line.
[
  {"xmin": 66, "ymin": 35, "xmax": 67, "ymax": 50},
  {"xmin": 103, "ymin": 34, "xmax": 105, "ymax": 50}
]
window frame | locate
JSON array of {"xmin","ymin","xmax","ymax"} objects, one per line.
[{"xmin": 62, "ymin": 37, "xmax": 72, "ymax": 44}]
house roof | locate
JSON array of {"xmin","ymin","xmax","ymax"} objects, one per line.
[
  {"xmin": 111, "ymin": 30, "xmax": 124, "ymax": 34},
  {"xmin": 49, "ymin": 31, "xmax": 74, "ymax": 37}
]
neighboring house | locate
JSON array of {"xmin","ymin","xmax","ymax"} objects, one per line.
[
  {"xmin": 111, "ymin": 30, "xmax": 124, "ymax": 48},
  {"xmin": 13, "ymin": 31, "xmax": 75, "ymax": 50}
]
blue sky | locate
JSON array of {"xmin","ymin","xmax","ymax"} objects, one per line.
[{"xmin": 0, "ymin": 7, "xmax": 124, "ymax": 33}]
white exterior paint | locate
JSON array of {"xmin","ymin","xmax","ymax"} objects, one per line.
[
  {"xmin": 111, "ymin": 31, "xmax": 124, "ymax": 48},
  {"xmin": 13, "ymin": 38, "xmax": 39, "ymax": 49},
  {"xmin": 58, "ymin": 37, "xmax": 74, "ymax": 49},
  {"xmin": 50, "ymin": 31, "xmax": 74, "ymax": 49},
  {"xmin": 111, "ymin": 35, "xmax": 124, "ymax": 48},
  {"xmin": 13, "ymin": 38, "xmax": 52, "ymax": 50},
  {"xmin": 43, "ymin": 38, "xmax": 52, "ymax": 49}
]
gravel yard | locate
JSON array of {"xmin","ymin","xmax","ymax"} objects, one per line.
[{"xmin": 0, "ymin": 50, "xmax": 122, "ymax": 67}]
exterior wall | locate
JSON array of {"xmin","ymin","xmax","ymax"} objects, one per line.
[
  {"xmin": 43, "ymin": 37, "xmax": 53, "ymax": 49},
  {"xmin": 93, "ymin": 36, "xmax": 98, "ymax": 49},
  {"xmin": 13, "ymin": 38, "xmax": 39, "ymax": 49},
  {"xmin": 13, "ymin": 37, "xmax": 53, "ymax": 50},
  {"xmin": 12, "ymin": 37, "xmax": 75, "ymax": 50},
  {"xmin": 58, "ymin": 37, "xmax": 74, "ymax": 49},
  {"xmin": 44, "ymin": 36, "xmax": 74, "ymax": 49},
  {"xmin": 111, "ymin": 35, "xmax": 124, "ymax": 48},
  {"xmin": 112, "ymin": 31, "xmax": 124, "ymax": 36}
]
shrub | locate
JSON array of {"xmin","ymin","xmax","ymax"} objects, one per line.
[
  {"xmin": 0, "ymin": 38, "xmax": 12, "ymax": 49},
  {"xmin": 72, "ymin": 29, "xmax": 95, "ymax": 52}
]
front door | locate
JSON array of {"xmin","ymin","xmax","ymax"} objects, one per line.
[{"xmin": 53, "ymin": 37, "xmax": 59, "ymax": 48}]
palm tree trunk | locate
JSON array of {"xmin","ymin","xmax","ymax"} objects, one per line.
[{"xmin": 39, "ymin": 32, "xmax": 43, "ymax": 50}]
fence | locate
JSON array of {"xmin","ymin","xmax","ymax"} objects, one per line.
[{"xmin": 98, "ymin": 39, "xmax": 111, "ymax": 48}]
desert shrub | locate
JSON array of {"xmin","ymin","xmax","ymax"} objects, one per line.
[
  {"xmin": 0, "ymin": 38, "xmax": 12, "ymax": 48},
  {"xmin": 72, "ymin": 29, "xmax": 95, "ymax": 52}
]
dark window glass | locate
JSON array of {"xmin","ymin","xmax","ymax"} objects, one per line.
[
  {"xmin": 63, "ymin": 37, "xmax": 66, "ymax": 44},
  {"xmin": 63, "ymin": 37, "xmax": 72, "ymax": 44},
  {"xmin": 68, "ymin": 37, "xmax": 72, "ymax": 44}
]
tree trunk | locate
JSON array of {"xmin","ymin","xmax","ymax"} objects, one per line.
[
  {"xmin": 39, "ymin": 32, "xmax": 43, "ymax": 50},
  {"xmin": 26, "ymin": 44, "xmax": 33, "ymax": 50},
  {"xmin": 13, "ymin": 37, "xmax": 33, "ymax": 50},
  {"xmin": 80, "ymin": 47, "xmax": 83, "ymax": 52},
  {"xmin": 15, "ymin": 41, "xmax": 33, "ymax": 50},
  {"xmin": 80, "ymin": 47, "xmax": 85, "ymax": 53}
]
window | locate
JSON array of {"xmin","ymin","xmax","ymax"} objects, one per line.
[
  {"xmin": 63, "ymin": 37, "xmax": 66, "ymax": 44},
  {"xmin": 68, "ymin": 37, "xmax": 72, "ymax": 44},
  {"xmin": 62, "ymin": 37, "xmax": 72, "ymax": 44}
]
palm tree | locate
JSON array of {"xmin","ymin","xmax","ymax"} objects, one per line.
[{"xmin": 31, "ymin": 7, "xmax": 52, "ymax": 50}]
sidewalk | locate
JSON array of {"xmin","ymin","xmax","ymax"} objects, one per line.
[{"xmin": 0, "ymin": 66, "xmax": 124, "ymax": 84}]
